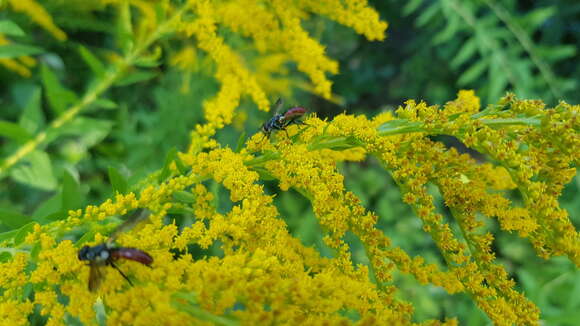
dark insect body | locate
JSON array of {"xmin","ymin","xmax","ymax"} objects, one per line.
[
  {"xmin": 77, "ymin": 209, "xmax": 153, "ymax": 292},
  {"xmin": 261, "ymin": 99, "xmax": 307, "ymax": 139}
]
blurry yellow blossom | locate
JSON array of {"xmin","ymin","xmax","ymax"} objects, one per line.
[{"xmin": 7, "ymin": 0, "xmax": 67, "ymax": 41}]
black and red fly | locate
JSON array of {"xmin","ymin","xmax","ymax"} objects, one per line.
[
  {"xmin": 77, "ymin": 209, "xmax": 153, "ymax": 292},
  {"xmin": 261, "ymin": 98, "xmax": 307, "ymax": 139}
]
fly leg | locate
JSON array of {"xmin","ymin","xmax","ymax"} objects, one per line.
[{"xmin": 110, "ymin": 261, "xmax": 134, "ymax": 286}]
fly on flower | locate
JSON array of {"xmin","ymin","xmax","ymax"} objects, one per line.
[
  {"xmin": 261, "ymin": 98, "xmax": 308, "ymax": 139},
  {"xmin": 78, "ymin": 208, "xmax": 153, "ymax": 292}
]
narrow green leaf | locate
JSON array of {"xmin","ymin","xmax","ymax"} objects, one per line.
[
  {"xmin": 114, "ymin": 69, "xmax": 158, "ymax": 86},
  {"xmin": 451, "ymin": 38, "xmax": 478, "ymax": 69},
  {"xmin": 173, "ymin": 191, "xmax": 196, "ymax": 204},
  {"xmin": 10, "ymin": 150, "xmax": 57, "ymax": 190},
  {"xmin": 78, "ymin": 45, "xmax": 105, "ymax": 77},
  {"xmin": 403, "ymin": 0, "xmax": 424, "ymax": 15},
  {"xmin": 108, "ymin": 167, "xmax": 129, "ymax": 195},
  {"xmin": 116, "ymin": 0, "xmax": 134, "ymax": 53},
  {"xmin": 0, "ymin": 229, "xmax": 18, "ymax": 243},
  {"xmin": 62, "ymin": 169, "xmax": 82, "ymax": 211},
  {"xmin": 416, "ymin": 2, "xmax": 441, "ymax": 27},
  {"xmin": 41, "ymin": 64, "xmax": 78, "ymax": 115},
  {"xmin": 433, "ymin": 16, "xmax": 459, "ymax": 45},
  {"xmin": 93, "ymin": 98, "xmax": 118, "ymax": 110},
  {"xmin": 0, "ymin": 44, "xmax": 43, "ymax": 58},
  {"xmin": 135, "ymin": 46, "xmax": 162, "ymax": 68},
  {"xmin": 14, "ymin": 222, "xmax": 36, "ymax": 245},
  {"xmin": 536, "ymin": 45, "xmax": 577, "ymax": 62},
  {"xmin": 19, "ymin": 86, "xmax": 45, "ymax": 134},
  {"xmin": 235, "ymin": 132, "xmax": 246, "ymax": 153},
  {"xmin": 0, "ymin": 208, "xmax": 32, "ymax": 229},
  {"xmin": 0, "ymin": 120, "xmax": 33, "ymax": 143},
  {"xmin": 520, "ymin": 6, "xmax": 555, "ymax": 32},
  {"xmin": 159, "ymin": 148, "xmax": 178, "ymax": 182},
  {"xmin": 457, "ymin": 59, "xmax": 488, "ymax": 85},
  {"xmin": 0, "ymin": 20, "xmax": 25, "ymax": 36},
  {"xmin": 76, "ymin": 230, "xmax": 96, "ymax": 246}
]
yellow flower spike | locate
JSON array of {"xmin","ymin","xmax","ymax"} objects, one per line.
[
  {"xmin": 0, "ymin": 300, "xmax": 34, "ymax": 326},
  {"xmin": 7, "ymin": 0, "xmax": 67, "ymax": 41}
]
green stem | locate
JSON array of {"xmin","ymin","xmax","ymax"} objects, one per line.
[{"xmin": 0, "ymin": 5, "xmax": 187, "ymax": 177}]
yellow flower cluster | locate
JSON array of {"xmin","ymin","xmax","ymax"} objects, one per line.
[{"xmin": 6, "ymin": 0, "xmax": 67, "ymax": 41}]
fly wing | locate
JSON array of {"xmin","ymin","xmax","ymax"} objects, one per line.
[
  {"xmin": 107, "ymin": 208, "xmax": 150, "ymax": 244},
  {"xmin": 111, "ymin": 248, "xmax": 153, "ymax": 266},
  {"xmin": 273, "ymin": 98, "xmax": 284, "ymax": 115},
  {"xmin": 88, "ymin": 262, "xmax": 103, "ymax": 292}
]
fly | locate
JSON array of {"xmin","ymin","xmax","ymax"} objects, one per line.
[
  {"xmin": 77, "ymin": 208, "xmax": 153, "ymax": 292},
  {"xmin": 261, "ymin": 98, "xmax": 307, "ymax": 139}
]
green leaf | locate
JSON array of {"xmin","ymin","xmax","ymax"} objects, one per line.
[
  {"xmin": 19, "ymin": 86, "xmax": 45, "ymax": 134},
  {"xmin": 14, "ymin": 222, "xmax": 36, "ymax": 245},
  {"xmin": 0, "ymin": 208, "xmax": 32, "ymax": 229},
  {"xmin": 451, "ymin": 39, "xmax": 477, "ymax": 69},
  {"xmin": 536, "ymin": 45, "xmax": 577, "ymax": 62},
  {"xmin": 0, "ymin": 229, "xmax": 18, "ymax": 243},
  {"xmin": 0, "ymin": 44, "xmax": 43, "ymax": 58},
  {"xmin": 10, "ymin": 150, "xmax": 57, "ymax": 190},
  {"xmin": 62, "ymin": 169, "xmax": 82, "ymax": 211},
  {"xmin": 433, "ymin": 16, "xmax": 459, "ymax": 45},
  {"xmin": 457, "ymin": 59, "xmax": 488, "ymax": 86},
  {"xmin": 45, "ymin": 210, "xmax": 68, "ymax": 221},
  {"xmin": 135, "ymin": 46, "xmax": 162, "ymax": 68},
  {"xmin": 403, "ymin": 0, "xmax": 424, "ymax": 16},
  {"xmin": 520, "ymin": 6, "xmax": 555, "ymax": 32},
  {"xmin": 92, "ymin": 98, "xmax": 118, "ymax": 110},
  {"xmin": 159, "ymin": 148, "xmax": 179, "ymax": 182},
  {"xmin": 108, "ymin": 167, "xmax": 129, "ymax": 195},
  {"xmin": 173, "ymin": 191, "xmax": 196, "ymax": 204},
  {"xmin": 0, "ymin": 20, "xmax": 25, "ymax": 36},
  {"xmin": 41, "ymin": 64, "xmax": 78, "ymax": 115},
  {"xmin": 416, "ymin": 1, "xmax": 441, "ymax": 27},
  {"xmin": 32, "ymin": 192, "xmax": 61, "ymax": 223},
  {"xmin": 76, "ymin": 229, "xmax": 96, "ymax": 246},
  {"xmin": 0, "ymin": 120, "xmax": 33, "ymax": 143},
  {"xmin": 51, "ymin": 117, "xmax": 113, "ymax": 147},
  {"xmin": 235, "ymin": 132, "xmax": 246, "ymax": 153},
  {"xmin": 114, "ymin": 69, "xmax": 158, "ymax": 86},
  {"xmin": 78, "ymin": 45, "xmax": 105, "ymax": 77}
]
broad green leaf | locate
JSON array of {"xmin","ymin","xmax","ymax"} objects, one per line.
[
  {"xmin": 45, "ymin": 210, "xmax": 68, "ymax": 221},
  {"xmin": 54, "ymin": 117, "xmax": 113, "ymax": 147},
  {"xmin": 41, "ymin": 64, "xmax": 78, "ymax": 115},
  {"xmin": 18, "ymin": 86, "xmax": 45, "ymax": 134},
  {"xmin": 10, "ymin": 150, "xmax": 57, "ymax": 190},
  {"xmin": 62, "ymin": 169, "xmax": 82, "ymax": 211},
  {"xmin": 14, "ymin": 222, "xmax": 36, "ymax": 245},
  {"xmin": 451, "ymin": 38, "xmax": 477, "ymax": 69},
  {"xmin": 31, "ymin": 192, "xmax": 61, "ymax": 222},
  {"xmin": 0, "ymin": 208, "xmax": 32, "ymax": 229},
  {"xmin": 78, "ymin": 45, "xmax": 105, "ymax": 77},
  {"xmin": 0, "ymin": 20, "xmax": 25, "ymax": 36},
  {"xmin": 0, "ymin": 44, "xmax": 43, "ymax": 58},
  {"xmin": 114, "ymin": 69, "xmax": 158, "ymax": 86},
  {"xmin": 457, "ymin": 59, "xmax": 488, "ymax": 86},
  {"xmin": 0, "ymin": 120, "xmax": 33, "ymax": 143},
  {"xmin": 108, "ymin": 167, "xmax": 128, "ymax": 195}
]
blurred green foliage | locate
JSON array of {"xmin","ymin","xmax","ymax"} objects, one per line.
[{"xmin": 0, "ymin": 0, "xmax": 578, "ymax": 324}]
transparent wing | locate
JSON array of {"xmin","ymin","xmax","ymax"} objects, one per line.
[
  {"xmin": 107, "ymin": 208, "xmax": 151, "ymax": 244},
  {"xmin": 88, "ymin": 262, "xmax": 103, "ymax": 292},
  {"xmin": 273, "ymin": 98, "xmax": 284, "ymax": 115}
]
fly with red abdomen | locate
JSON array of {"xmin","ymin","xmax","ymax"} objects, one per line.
[
  {"xmin": 261, "ymin": 99, "xmax": 308, "ymax": 139},
  {"xmin": 77, "ymin": 209, "xmax": 153, "ymax": 292}
]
